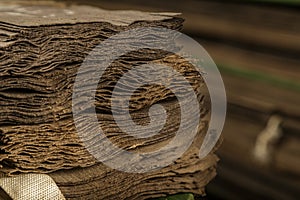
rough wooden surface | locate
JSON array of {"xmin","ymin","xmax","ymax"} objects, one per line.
[
  {"xmin": 0, "ymin": 2, "xmax": 218, "ymax": 199},
  {"xmin": 76, "ymin": 0, "xmax": 300, "ymax": 199}
]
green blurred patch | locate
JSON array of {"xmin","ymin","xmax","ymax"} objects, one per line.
[{"xmin": 218, "ymin": 64, "xmax": 300, "ymax": 92}]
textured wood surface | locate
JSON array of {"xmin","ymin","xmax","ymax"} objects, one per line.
[
  {"xmin": 70, "ymin": 0, "xmax": 300, "ymax": 199},
  {"xmin": 0, "ymin": 2, "xmax": 218, "ymax": 199}
]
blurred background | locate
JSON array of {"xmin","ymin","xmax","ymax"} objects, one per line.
[
  {"xmin": 6, "ymin": 0, "xmax": 300, "ymax": 199},
  {"xmin": 59, "ymin": 0, "xmax": 300, "ymax": 199}
]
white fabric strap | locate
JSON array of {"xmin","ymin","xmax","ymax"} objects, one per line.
[{"xmin": 0, "ymin": 174, "xmax": 65, "ymax": 200}]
